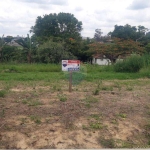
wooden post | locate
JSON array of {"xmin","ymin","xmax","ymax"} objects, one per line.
[{"xmin": 69, "ymin": 71, "xmax": 72, "ymax": 92}]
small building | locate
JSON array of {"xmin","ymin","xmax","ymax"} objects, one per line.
[{"xmin": 92, "ymin": 54, "xmax": 111, "ymax": 65}]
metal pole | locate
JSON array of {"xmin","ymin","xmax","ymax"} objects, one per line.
[{"xmin": 69, "ymin": 71, "xmax": 72, "ymax": 92}]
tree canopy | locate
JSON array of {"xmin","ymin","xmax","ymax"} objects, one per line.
[
  {"xmin": 30, "ymin": 12, "xmax": 83, "ymax": 41},
  {"xmin": 89, "ymin": 38, "xmax": 144, "ymax": 63},
  {"xmin": 1, "ymin": 16, "xmax": 150, "ymax": 64},
  {"xmin": 110, "ymin": 24, "xmax": 148, "ymax": 41},
  {"xmin": 37, "ymin": 40, "xmax": 76, "ymax": 63}
]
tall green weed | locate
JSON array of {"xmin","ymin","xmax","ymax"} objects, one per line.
[{"xmin": 114, "ymin": 54, "xmax": 143, "ymax": 73}]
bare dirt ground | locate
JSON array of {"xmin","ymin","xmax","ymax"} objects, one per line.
[{"xmin": 0, "ymin": 79, "xmax": 150, "ymax": 148}]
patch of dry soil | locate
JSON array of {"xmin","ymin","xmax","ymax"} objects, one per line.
[{"xmin": 0, "ymin": 79, "xmax": 150, "ymax": 148}]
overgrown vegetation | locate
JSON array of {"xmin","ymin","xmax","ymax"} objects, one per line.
[{"xmin": 114, "ymin": 54, "xmax": 144, "ymax": 72}]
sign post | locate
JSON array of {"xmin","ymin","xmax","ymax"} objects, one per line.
[
  {"xmin": 62, "ymin": 60, "xmax": 80, "ymax": 92},
  {"xmin": 69, "ymin": 71, "xmax": 72, "ymax": 92}
]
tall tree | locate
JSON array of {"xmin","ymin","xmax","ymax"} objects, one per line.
[
  {"xmin": 94, "ymin": 29, "xmax": 103, "ymax": 42},
  {"xmin": 136, "ymin": 26, "xmax": 149, "ymax": 43},
  {"xmin": 30, "ymin": 12, "xmax": 83, "ymax": 42},
  {"xmin": 110, "ymin": 24, "xmax": 138, "ymax": 40},
  {"xmin": 110, "ymin": 24, "xmax": 148, "ymax": 41}
]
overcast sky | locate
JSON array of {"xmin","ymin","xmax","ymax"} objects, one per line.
[{"xmin": 0, "ymin": 0, "xmax": 150, "ymax": 38}]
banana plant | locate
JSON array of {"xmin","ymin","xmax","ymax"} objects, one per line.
[{"xmin": 15, "ymin": 34, "xmax": 37, "ymax": 63}]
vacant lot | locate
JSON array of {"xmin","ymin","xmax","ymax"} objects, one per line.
[{"xmin": 0, "ymin": 78, "xmax": 150, "ymax": 148}]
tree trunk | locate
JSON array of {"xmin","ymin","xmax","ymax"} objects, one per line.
[{"xmin": 27, "ymin": 52, "xmax": 32, "ymax": 64}]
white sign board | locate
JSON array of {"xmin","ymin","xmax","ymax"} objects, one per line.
[{"xmin": 62, "ymin": 60, "xmax": 80, "ymax": 71}]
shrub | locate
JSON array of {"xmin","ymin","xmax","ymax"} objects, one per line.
[
  {"xmin": 114, "ymin": 54, "xmax": 143, "ymax": 73},
  {"xmin": 142, "ymin": 54, "xmax": 150, "ymax": 67}
]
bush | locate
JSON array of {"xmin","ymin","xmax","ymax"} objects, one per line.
[
  {"xmin": 142, "ymin": 54, "xmax": 150, "ymax": 67},
  {"xmin": 114, "ymin": 54, "xmax": 143, "ymax": 73}
]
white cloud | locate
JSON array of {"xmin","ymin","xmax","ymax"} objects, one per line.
[
  {"xmin": 128, "ymin": 0, "xmax": 150, "ymax": 10},
  {"xmin": 17, "ymin": 0, "xmax": 68, "ymax": 5},
  {"xmin": 0, "ymin": 0, "xmax": 150, "ymax": 38}
]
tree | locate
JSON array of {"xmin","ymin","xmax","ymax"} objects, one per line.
[
  {"xmin": 38, "ymin": 40, "xmax": 76, "ymax": 63},
  {"xmin": 137, "ymin": 25, "xmax": 148, "ymax": 35},
  {"xmin": 30, "ymin": 12, "xmax": 83, "ymax": 42},
  {"xmin": 94, "ymin": 29, "xmax": 103, "ymax": 42},
  {"xmin": 145, "ymin": 43, "xmax": 150, "ymax": 53},
  {"xmin": 88, "ymin": 38, "xmax": 144, "ymax": 63},
  {"xmin": 30, "ymin": 12, "xmax": 83, "ymax": 61},
  {"xmin": 136, "ymin": 29, "xmax": 150, "ymax": 45},
  {"xmin": 110, "ymin": 24, "xmax": 148, "ymax": 41},
  {"xmin": 0, "ymin": 35, "xmax": 6, "ymax": 62},
  {"xmin": 1, "ymin": 45, "xmax": 19, "ymax": 62},
  {"xmin": 74, "ymin": 37, "xmax": 93, "ymax": 62},
  {"xmin": 15, "ymin": 34, "xmax": 37, "ymax": 63},
  {"xmin": 4, "ymin": 36, "xmax": 13, "ymax": 43},
  {"xmin": 110, "ymin": 24, "xmax": 138, "ymax": 40}
]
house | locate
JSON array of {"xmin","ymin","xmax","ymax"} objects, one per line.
[
  {"xmin": 7, "ymin": 39, "xmax": 22, "ymax": 47},
  {"xmin": 5, "ymin": 36, "xmax": 24, "ymax": 48},
  {"xmin": 92, "ymin": 54, "xmax": 111, "ymax": 65},
  {"xmin": 92, "ymin": 39, "xmax": 112, "ymax": 65}
]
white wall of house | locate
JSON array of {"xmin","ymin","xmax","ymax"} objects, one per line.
[{"xmin": 92, "ymin": 58, "xmax": 111, "ymax": 65}]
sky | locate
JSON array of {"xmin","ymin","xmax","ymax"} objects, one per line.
[{"xmin": 0, "ymin": 0, "xmax": 150, "ymax": 38}]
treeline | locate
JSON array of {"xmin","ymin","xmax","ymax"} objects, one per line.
[{"xmin": 0, "ymin": 12, "xmax": 150, "ymax": 64}]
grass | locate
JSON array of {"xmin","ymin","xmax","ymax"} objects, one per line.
[
  {"xmin": 83, "ymin": 96, "xmax": 99, "ymax": 108},
  {"xmin": 126, "ymin": 86, "xmax": 133, "ymax": 91},
  {"xmin": 0, "ymin": 66, "xmax": 150, "ymax": 148},
  {"xmin": 83, "ymin": 96, "xmax": 98, "ymax": 104},
  {"xmin": 98, "ymin": 137, "xmax": 115, "ymax": 148},
  {"xmin": 93, "ymin": 88, "xmax": 99, "ymax": 95},
  {"xmin": 58, "ymin": 94, "xmax": 67, "ymax": 102},
  {"xmin": 90, "ymin": 114, "xmax": 101, "ymax": 120},
  {"xmin": 100, "ymin": 85, "xmax": 113, "ymax": 91},
  {"xmin": 52, "ymin": 85, "xmax": 62, "ymax": 92},
  {"xmin": 0, "ymin": 63, "xmax": 61, "ymax": 72},
  {"xmin": 111, "ymin": 119, "xmax": 118, "ymax": 124},
  {"xmin": 98, "ymin": 137, "xmax": 135, "ymax": 148},
  {"xmin": 22, "ymin": 98, "xmax": 43, "ymax": 106},
  {"xmin": 114, "ymin": 54, "xmax": 143, "ymax": 73},
  {"xmin": 113, "ymin": 82, "xmax": 122, "ymax": 90},
  {"xmin": 90, "ymin": 122, "xmax": 104, "ymax": 129},
  {"xmin": 0, "ymin": 90, "xmax": 7, "ymax": 97},
  {"xmin": 30, "ymin": 115, "xmax": 41, "ymax": 124},
  {"xmin": 0, "ymin": 63, "xmax": 150, "ymax": 82},
  {"xmin": 117, "ymin": 113, "xmax": 127, "ymax": 119},
  {"xmin": 0, "ymin": 109, "xmax": 5, "ymax": 118}
]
